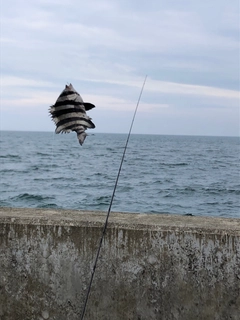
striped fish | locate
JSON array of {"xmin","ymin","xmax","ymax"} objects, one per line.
[{"xmin": 49, "ymin": 84, "xmax": 95, "ymax": 145}]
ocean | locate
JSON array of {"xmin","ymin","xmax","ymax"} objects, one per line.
[{"xmin": 0, "ymin": 131, "xmax": 239, "ymax": 218}]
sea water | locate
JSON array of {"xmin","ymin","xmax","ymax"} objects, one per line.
[{"xmin": 0, "ymin": 131, "xmax": 239, "ymax": 218}]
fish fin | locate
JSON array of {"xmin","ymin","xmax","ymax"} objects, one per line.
[
  {"xmin": 83, "ymin": 102, "xmax": 95, "ymax": 111},
  {"xmin": 77, "ymin": 132, "xmax": 87, "ymax": 145}
]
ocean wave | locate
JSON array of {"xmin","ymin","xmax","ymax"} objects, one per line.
[
  {"xmin": 159, "ymin": 162, "xmax": 189, "ymax": 167},
  {"xmin": 0, "ymin": 154, "xmax": 21, "ymax": 160},
  {"xmin": 95, "ymin": 195, "xmax": 111, "ymax": 204},
  {"xmin": 36, "ymin": 152, "xmax": 52, "ymax": 157},
  {"xmin": 202, "ymin": 187, "xmax": 240, "ymax": 195},
  {"xmin": 0, "ymin": 168, "xmax": 29, "ymax": 174},
  {"xmin": 10, "ymin": 193, "xmax": 55, "ymax": 201}
]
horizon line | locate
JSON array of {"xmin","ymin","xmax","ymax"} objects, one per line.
[{"xmin": 0, "ymin": 129, "xmax": 239, "ymax": 138}]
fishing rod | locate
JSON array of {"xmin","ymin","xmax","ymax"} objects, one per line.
[{"xmin": 80, "ymin": 75, "xmax": 148, "ymax": 320}]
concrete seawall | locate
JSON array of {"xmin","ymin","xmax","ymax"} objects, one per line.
[{"xmin": 0, "ymin": 207, "xmax": 239, "ymax": 320}]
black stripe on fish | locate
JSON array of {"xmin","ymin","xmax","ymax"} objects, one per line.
[
  {"xmin": 54, "ymin": 100, "xmax": 95, "ymax": 110},
  {"xmin": 59, "ymin": 90, "xmax": 80, "ymax": 98},
  {"xmin": 54, "ymin": 100, "xmax": 85, "ymax": 108},
  {"xmin": 50, "ymin": 108, "xmax": 85, "ymax": 117},
  {"xmin": 56, "ymin": 117, "xmax": 95, "ymax": 129}
]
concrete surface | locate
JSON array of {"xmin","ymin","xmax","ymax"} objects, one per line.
[{"xmin": 0, "ymin": 207, "xmax": 240, "ymax": 320}]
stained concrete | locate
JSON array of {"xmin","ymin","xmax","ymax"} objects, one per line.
[{"xmin": 0, "ymin": 207, "xmax": 239, "ymax": 320}]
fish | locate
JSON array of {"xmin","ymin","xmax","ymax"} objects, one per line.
[{"xmin": 49, "ymin": 84, "xmax": 95, "ymax": 145}]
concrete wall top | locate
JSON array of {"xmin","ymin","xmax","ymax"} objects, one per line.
[{"xmin": 0, "ymin": 207, "xmax": 239, "ymax": 236}]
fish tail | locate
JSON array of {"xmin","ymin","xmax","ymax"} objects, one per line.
[{"xmin": 77, "ymin": 131, "xmax": 87, "ymax": 146}]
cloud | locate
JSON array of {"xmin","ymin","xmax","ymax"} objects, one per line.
[
  {"xmin": 2, "ymin": 76, "xmax": 55, "ymax": 89},
  {"xmin": 146, "ymin": 80, "xmax": 239, "ymax": 100},
  {"xmin": 84, "ymin": 94, "xmax": 169, "ymax": 112},
  {"xmin": 86, "ymin": 77, "xmax": 239, "ymax": 100},
  {"xmin": 1, "ymin": 74, "xmax": 238, "ymax": 115}
]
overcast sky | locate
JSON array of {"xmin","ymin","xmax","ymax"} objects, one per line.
[{"xmin": 0, "ymin": 0, "xmax": 239, "ymax": 136}]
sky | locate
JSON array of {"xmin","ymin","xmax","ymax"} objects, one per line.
[{"xmin": 0, "ymin": 0, "xmax": 239, "ymax": 136}]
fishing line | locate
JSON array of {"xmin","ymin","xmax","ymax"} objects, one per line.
[{"xmin": 80, "ymin": 75, "xmax": 147, "ymax": 320}]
